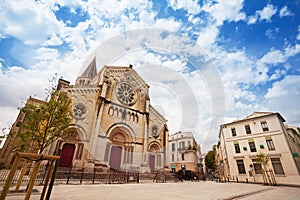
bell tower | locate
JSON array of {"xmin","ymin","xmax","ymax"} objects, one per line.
[{"xmin": 76, "ymin": 57, "xmax": 97, "ymax": 85}]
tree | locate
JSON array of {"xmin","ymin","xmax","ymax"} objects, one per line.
[
  {"xmin": 256, "ymin": 152, "xmax": 270, "ymax": 171},
  {"xmin": 17, "ymin": 78, "xmax": 72, "ymax": 154},
  {"xmin": 256, "ymin": 152, "xmax": 276, "ymax": 185},
  {"xmin": 205, "ymin": 145, "xmax": 216, "ymax": 170}
]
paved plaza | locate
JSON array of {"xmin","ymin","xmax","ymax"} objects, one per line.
[{"xmin": 4, "ymin": 181, "xmax": 300, "ymax": 200}]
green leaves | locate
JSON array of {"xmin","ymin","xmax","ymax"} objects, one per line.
[
  {"xmin": 205, "ymin": 145, "xmax": 216, "ymax": 170},
  {"xmin": 17, "ymin": 80, "xmax": 72, "ymax": 154},
  {"xmin": 256, "ymin": 152, "xmax": 270, "ymax": 169}
]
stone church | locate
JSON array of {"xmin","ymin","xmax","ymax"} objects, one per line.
[{"xmin": 47, "ymin": 58, "xmax": 168, "ymax": 172}]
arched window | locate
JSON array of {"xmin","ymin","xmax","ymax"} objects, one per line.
[{"xmin": 108, "ymin": 106, "xmax": 114, "ymax": 116}]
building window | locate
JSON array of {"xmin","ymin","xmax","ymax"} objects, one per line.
[
  {"xmin": 271, "ymin": 158, "xmax": 285, "ymax": 175},
  {"xmin": 172, "ymin": 154, "xmax": 174, "ymax": 162},
  {"xmin": 172, "ymin": 143, "xmax": 175, "ymax": 152},
  {"xmin": 249, "ymin": 141, "xmax": 257, "ymax": 152},
  {"xmin": 236, "ymin": 159, "xmax": 246, "ymax": 174},
  {"xmin": 261, "ymin": 121, "xmax": 269, "ymax": 131},
  {"xmin": 252, "ymin": 159, "xmax": 262, "ymax": 174},
  {"xmin": 187, "ymin": 141, "xmax": 191, "ymax": 148},
  {"xmin": 266, "ymin": 138, "xmax": 275, "ymax": 151},
  {"xmin": 181, "ymin": 153, "xmax": 185, "ymax": 161},
  {"xmin": 231, "ymin": 128, "xmax": 237, "ymax": 136},
  {"xmin": 245, "ymin": 125, "xmax": 251, "ymax": 134},
  {"xmin": 234, "ymin": 143, "xmax": 241, "ymax": 153},
  {"xmin": 179, "ymin": 141, "xmax": 185, "ymax": 149}
]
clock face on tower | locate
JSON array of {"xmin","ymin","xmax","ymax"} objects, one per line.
[{"xmin": 116, "ymin": 82, "xmax": 137, "ymax": 106}]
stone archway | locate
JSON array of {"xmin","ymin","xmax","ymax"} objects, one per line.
[
  {"xmin": 106, "ymin": 126, "xmax": 134, "ymax": 171},
  {"xmin": 58, "ymin": 127, "xmax": 85, "ymax": 168},
  {"xmin": 148, "ymin": 142, "xmax": 161, "ymax": 172}
]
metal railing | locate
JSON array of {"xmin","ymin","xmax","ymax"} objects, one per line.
[{"xmin": 0, "ymin": 165, "xmax": 202, "ymax": 186}]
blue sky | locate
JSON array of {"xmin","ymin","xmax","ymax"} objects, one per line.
[{"xmin": 0, "ymin": 0, "xmax": 299, "ymax": 152}]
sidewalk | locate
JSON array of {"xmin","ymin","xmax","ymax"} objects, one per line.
[{"xmin": 4, "ymin": 181, "xmax": 300, "ymax": 200}]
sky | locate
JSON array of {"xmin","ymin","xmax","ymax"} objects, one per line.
[{"xmin": 0, "ymin": 0, "xmax": 299, "ymax": 153}]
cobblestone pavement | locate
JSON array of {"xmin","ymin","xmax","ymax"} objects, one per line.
[{"xmin": 4, "ymin": 181, "xmax": 300, "ymax": 200}]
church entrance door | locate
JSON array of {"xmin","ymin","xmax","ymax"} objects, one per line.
[
  {"xmin": 59, "ymin": 143, "xmax": 75, "ymax": 167},
  {"xmin": 109, "ymin": 146, "xmax": 122, "ymax": 170},
  {"xmin": 149, "ymin": 155, "xmax": 155, "ymax": 172}
]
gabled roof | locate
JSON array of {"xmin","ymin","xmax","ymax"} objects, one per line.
[
  {"xmin": 99, "ymin": 65, "xmax": 150, "ymax": 88},
  {"xmin": 222, "ymin": 111, "xmax": 286, "ymax": 127},
  {"xmin": 244, "ymin": 112, "xmax": 274, "ymax": 120}
]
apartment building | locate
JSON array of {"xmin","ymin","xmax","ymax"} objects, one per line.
[
  {"xmin": 168, "ymin": 131, "xmax": 201, "ymax": 173},
  {"xmin": 216, "ymin": 112, "xmax": 300, "ymax": 186}
]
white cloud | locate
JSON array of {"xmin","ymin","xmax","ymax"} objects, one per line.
[
  {"xmin": 265, "ymin": 28, "xmax": 279, "ymax": 40},
  {"xmin": 247, "ymin": 4, "xmax": 277, "ymax": 24},
  {"xmin": 247, "ymin": 15, "xmax": 258, "ymax": 25},
  {"xmin": 0, "ymin": 106, "xmax": 19, "ymax": 133},
  {"xmin": 265, "ymin": 75, "xmax": 300, "ymax": 125},
  {"xmin": 285, "ymin": 44, "xmax": 300, "ymax": 57},
  {"xmin": 257, "ymin": 4, "xmax": 277, "ymax": 22},
  {"xmin": 202, "ymin": 0, "xmax": 246, "ymax": 26},
  {"xmin": 168, "ymin": 0, "xmax": 201, "ymax": 15},
  {"xmin": 298, "ymin": 26, "xmax": 300, "ymax": 40},
  {"xmin": 265, "ymin": 75, "xmax": 300, "ymax": 99},
  {"xmin": 0, "ymin": 0, "xmax": 65, "ymax": 45},
  {"xmin": 196, "ymin": 24, "xmax": 219, "ymax": 50},
  {"xmin": 279, "ymin": 6, "xmax": 294, "ymax": 18},
  {"xmin": 260, "ymin": 49, "xmax": 285, "ymax": 64},
  {"xmin": 260, "ymin": 44, "xmax": 300, "ymax": 65},
  {"xmin": 188, "ymin": 15, "xmax": 200, "ymax": 24}
]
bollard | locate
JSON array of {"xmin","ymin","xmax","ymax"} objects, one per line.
[{"xmin": 66, "ymin": 166, "xmax": 72, "ymax": 184}]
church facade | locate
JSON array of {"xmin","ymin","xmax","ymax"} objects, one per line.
[{"xmin": 46, "ymin": 58, "xmax": 169, "ymax": 172}]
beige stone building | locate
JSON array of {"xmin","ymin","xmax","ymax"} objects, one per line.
[
  {"xmin": 0, "ymin": 97, "xmax": 45, "ymax": 165},
  {"xmin": 1, "ymin": 58, "xmax": 169, "ymax": 173},
  {"xmin": 216, "ymin": 112, "xmax": 300, "ymax": 186},
  {"xmin": 168, "ymin": 131, "xmax": 201, "ymax": 173}
]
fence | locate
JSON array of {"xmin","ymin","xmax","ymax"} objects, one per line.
[
  {"xmin": 0, "ymin": 152, "xmax": 60, "ymax": 200},
  {"xmin": 55, "ymin": 167, "xmax": 140, "ymax": 184},
  {"xmin": 0, "ymin": 165, "xmax": 187, "ymax": 186}
]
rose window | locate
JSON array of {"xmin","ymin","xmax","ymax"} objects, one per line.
[
  {"xmin": 73, "ymin": 104, "xmax": 87, "ymax": 119},
  {"xmin": 116, "ymin": 83, "xmax": 136, "ymax": 105}
]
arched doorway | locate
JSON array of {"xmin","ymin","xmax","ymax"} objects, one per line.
[
  {"xmin": 106, "ymin": 126, "xmax": 134, "ymax": 171},
  {"xmin": 59, "ymin": 143, "xmax": 75, "ymax": 167},
  {"xmin": 109, "ymin": 146, "xmax": 122, "ymax": 170},
  {"xmin": 149, "ymin": 155, "xmax": 155, "ymax": 172},
  {"xmin": 148, "ymin": 142, "xmax": 161, "ymax": 172}
]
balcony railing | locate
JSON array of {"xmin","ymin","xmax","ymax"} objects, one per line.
[{"xmin": 177, "ymin": 146, "xmax": 197, "ymax": 151}]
